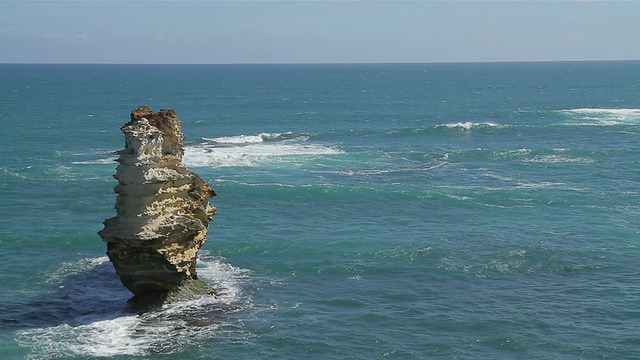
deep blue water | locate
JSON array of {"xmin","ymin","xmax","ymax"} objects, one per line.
[{"xmin": 1, "ymin": 61, "xmax": 640, "ymax": 359}]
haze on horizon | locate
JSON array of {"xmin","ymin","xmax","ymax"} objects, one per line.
[{"xmin": 1, "ymin": 1, "xmax": 639, "ymax": 64}]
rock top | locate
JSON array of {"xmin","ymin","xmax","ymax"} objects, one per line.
[{"xmin": 99, "ymin": 106, "xmax": 217, "ymax": 308}]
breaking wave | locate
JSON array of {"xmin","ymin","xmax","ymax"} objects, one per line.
[
  {"xmin": 69, "ymin": 132, "xmax": 341, "ymax": 168},
  {"xmin": 14, "ymin": 252, "xmax": 250, "ymax": 359},
  {"xmin": 435, "ymin": 122, "xmax": 503, "ymax": 130},
  {"xmin": 557, "ymin": 108, "xmax": 640, "ymax": 126},
  {"xmin": 203, "ymin": 132, "xmax": 300, "ymax": 145},
  {"xmin": 184, "ymin": 131, "xmax": 343, "ymax": 167}
]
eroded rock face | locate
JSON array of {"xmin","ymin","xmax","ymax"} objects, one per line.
[{"xmin": 99, "ymin": 106, "xmax": 216, "ymax": 307}]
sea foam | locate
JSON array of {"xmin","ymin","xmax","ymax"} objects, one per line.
[
  {"xmin": 436, "ymin": 122, "xmax": 502, "ymax": 130},
  {"xmin": 184, "ymin": 132, "xmax": 342, "ymax": 167},
  {"xmin": 203, "ymin": 132, "xmax": 290, "ymax": 145},
  {"xmin": 71, "ymin": 132, "xmax": 341, "ymax": 168},
  {"xmin": 558, "ymin": 108, "xmax": 640, "ymax": 125},
  {"xmin": 16, "ymin": 251, "xmax": 249, "ymax": 359}
]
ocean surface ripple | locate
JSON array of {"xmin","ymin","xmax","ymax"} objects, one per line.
[{"xmin": 1, "ymin": 62, "xmax": 640, "ymax": 359}]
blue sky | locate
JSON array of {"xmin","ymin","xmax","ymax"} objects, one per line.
[{"xmin": 1, "ymin": 1, "xmax": 639, "ymax": 64}]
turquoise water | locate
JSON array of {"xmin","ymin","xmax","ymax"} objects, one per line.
[{"xmin": 1, "ymin": 62, "xmax": 640, "ymax": 359}]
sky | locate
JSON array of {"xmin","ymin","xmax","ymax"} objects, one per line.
[{"xmin": 1, "ymin": 1, "xmax": 639, "ymax": 64}]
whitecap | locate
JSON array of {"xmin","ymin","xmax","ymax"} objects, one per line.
[
  {"xmin": 491, "ymin": 148, "xmax": 531, "ymax": 158},
  {"xmin": 436, "ymin": 122, "xmax": 502, "ymax": 130},
  {"xmin": 445, "ymin": 194, "xmax": 472, "ymax": 201},
  {"xmin": 71, "ymin": 158, "xmax": 116, "ymax": 165},
  {"xmin": 67, "ymin": 149, "xmax": 119, "ymax": 165},
  {"xmin": 558, "ymin": 108, "xmax": 640, "ymax": 125},
  {"xmin": 71, "ymin": 133, "xmax": 340, "ymax": 168},
  {"xmin": 184, "ymin": 132, "xmax": 342, "ymax": 167},
  {"xmin": 203, "ymin": 132, "xmax": 280, "ymax": 145}
]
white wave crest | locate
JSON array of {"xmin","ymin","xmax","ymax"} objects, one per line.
[
  {"xmin": 184, "ymin": 132, "xmax": 342, "ymax": 167},
  {"xmin": 558, "ymin": 108, "xmax": 640, "ymax": 125},
  {"xmin": 71, "ymin": 158, "xmax": 116, "ymax": 165},
  {"xmin": 437, "ymin": 122, "xmax": 501, "ymax": 130},
  {"xmin": 196, "ymin": 252, "xmax": 251, "ymax": 304},
  {"xmin": 203, "ymin": 132, "xmax": 288, "ymax": 145}
]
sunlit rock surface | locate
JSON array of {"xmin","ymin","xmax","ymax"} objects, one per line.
[{"xmin": 99, "ymin": 106, "xmax": 217, "ymax": 307}]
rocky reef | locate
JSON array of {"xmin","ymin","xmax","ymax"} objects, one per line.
[{"xmin": 99, "ymin": 106, "xmax": 217, "ymax": 308}]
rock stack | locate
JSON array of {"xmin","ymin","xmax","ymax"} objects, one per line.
[{"xmin": 99, "ymin": 106, "xmax": 217, "ymax": 308}]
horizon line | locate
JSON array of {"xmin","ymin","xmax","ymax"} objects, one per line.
[{"xmin": 2, "ymin": 59, "xmax": 640, "ymax": 66}]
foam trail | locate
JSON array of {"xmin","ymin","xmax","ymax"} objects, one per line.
[
  {"xmin": 558, "ymin": 108, "xmax": 640, "ymax": 125},
  {"xmin": 523, "ymin": 155, "xmax": 594, "ymax": 164}
]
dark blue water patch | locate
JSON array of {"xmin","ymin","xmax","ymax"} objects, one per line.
[
  {"xmin": 5, "ymin": 252, "xmax": 251, "ymax": 359},
  {"xmin": 0, "ymin": 259, "xmax": 132, "ymax": 330}
]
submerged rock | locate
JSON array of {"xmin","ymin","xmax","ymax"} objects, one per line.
[{"xmin": 99, "ymin": 106, "xmax": 217, "ymax": 308}]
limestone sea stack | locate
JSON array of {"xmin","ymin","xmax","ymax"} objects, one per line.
[{"xmin": 99, "ymin": 106, "xmax": 217, "ymax": 308}]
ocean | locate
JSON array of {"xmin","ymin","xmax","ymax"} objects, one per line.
[{"xmin": 1, "ymin": 61, "xmax": 639, "ymax": 359}]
